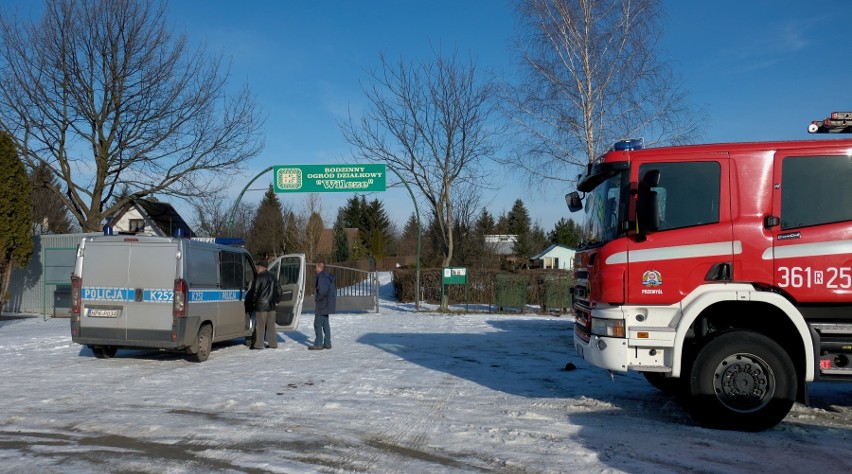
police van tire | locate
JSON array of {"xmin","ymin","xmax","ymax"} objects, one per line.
[
  {"xmin": 191, "ymin": 324, "xmax": 213, "ymax": 363},
  {"xmin": 92, "ymin": 345, "xmax": 117, "ymax": 359},
  {"xmin": 688, "ymin": 330, "xmax": 796, "ymax": 432}
]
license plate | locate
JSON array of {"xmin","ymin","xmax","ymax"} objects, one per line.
[{"xmin": 87, "ymin": 307, "xmax": 121, "ymax": 318}]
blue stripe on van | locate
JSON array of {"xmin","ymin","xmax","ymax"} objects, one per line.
[
  {"xmin": 82, "ymin": 288, "xmax": 242, "ymax": 303},
  {"xmin": 81, "ymin": 287, "xmax": 134, "ymax": 301},
  {"xmin": 188, "ymin": 289, "xmax": 242, "ymax": 303}
]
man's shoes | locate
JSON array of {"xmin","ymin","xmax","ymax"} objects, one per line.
[
  {"xmin": 323, "ymin": 345, "xmax": 332, "ymax": 350},
  {"xmin": 250, "ymin": 346, "xmax": 262, "ymax": 350},
  {"xmin": 308, "ymin": 345, "xmax": 324, "ymax": 351}
]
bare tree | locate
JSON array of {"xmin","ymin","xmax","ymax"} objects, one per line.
[
  {"xmin": 190, "ymin": 194, "xmax": 254, "ymax": 239},
  {"xmin": 30, "ymin": 162, "xmax": 77, "ymax": 234},
  {"xmin": 504, "ymin": 0, "xmax": 701, "ymax": 186},
  {"xmin": 342, "ymin": 50, "xmax": 500, "ymax": 272},
  {"xmin": 0, "ymin": 0, "xmax": 264, "ymax": 231},
  {"xmin": 301, "ymin": 193, "xmax": 324, "ymax": 262}
]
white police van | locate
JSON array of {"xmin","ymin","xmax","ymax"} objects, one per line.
[{"xmin": 69, "ymin": 234, "xmax": 305, "ymax": 362}]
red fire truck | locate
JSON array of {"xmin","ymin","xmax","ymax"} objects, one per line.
[{"xmin": 567, "ymin": 132, "xmax": 852, "ymax": 431}]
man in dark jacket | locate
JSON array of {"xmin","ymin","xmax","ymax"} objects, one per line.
[
  {"xmin": 251, "ymin": 258, "xmax": 281, "ymax": 350},
  {"xmin": 309, "ymin": 261, "xmax": 336, "ymax": 350}
]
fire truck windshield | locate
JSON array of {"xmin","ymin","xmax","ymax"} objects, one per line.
[{"xmin": 580, "ymin": 170, "xmax": 629, "ymax": 247}]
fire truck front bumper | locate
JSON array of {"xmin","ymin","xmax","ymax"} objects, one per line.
[{"xmin": 574, "ymin": 334, "xmax": 631, "ymax": 372}]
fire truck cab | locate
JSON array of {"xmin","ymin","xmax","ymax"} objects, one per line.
[{"xmin": 567, "ymin": 135, "xmax": 852, "ymax": 431}]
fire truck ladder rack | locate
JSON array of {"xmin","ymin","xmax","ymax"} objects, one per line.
[{"xmin": 808, "ymin": 111, "xmax": 852, "ymax": 133}]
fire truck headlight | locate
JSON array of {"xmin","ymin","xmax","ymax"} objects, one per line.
[{"xmin": 591, "ymin": 318, "xmax": 625, "ymax": 338}]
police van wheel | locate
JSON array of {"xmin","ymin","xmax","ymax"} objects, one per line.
[
  {"xmin": 191, "ymin": 324, "xmax": 213, "ymax": 363},
  {"xmin": 93, "ymin": 345, "xmax": 117, "ymax": 359}
]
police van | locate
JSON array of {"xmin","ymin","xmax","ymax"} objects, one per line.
[{"xmin": 69, "ymin": 234, "xmax": 306, "ymax": 362}]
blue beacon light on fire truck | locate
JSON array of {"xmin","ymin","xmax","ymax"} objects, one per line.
[{"xmin": 611, "ymin": 138, "xmax": 643, "ymax": 151}]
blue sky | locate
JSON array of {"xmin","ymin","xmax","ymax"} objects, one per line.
[
  {"xmin": 164, "ymin": 0, "xmax": 852, "ymax": 232},
  {"xmin": 8, "ymin": 1, "xmax": 852, "ymax": 232}
]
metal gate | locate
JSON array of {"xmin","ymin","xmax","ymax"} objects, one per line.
[{"xmin": 301, "ymin": 263, "xmax": 379, "ymax": 313}]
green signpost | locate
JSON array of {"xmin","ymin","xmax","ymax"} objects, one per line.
[
  {"xmin": 442, "ymin": 267, "xmax": 468, "ymax": 285},
  {"xmin": 441, "ymin": 267, "xmax": 469, "ymax": 311},
  {"xmin": 273, "ymin": 164, "xmax": 386, "ymax": 193}
]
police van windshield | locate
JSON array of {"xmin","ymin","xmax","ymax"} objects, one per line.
[{"xmin": 580, "ymin": 170, "xmax": 629, "ymax": 248}]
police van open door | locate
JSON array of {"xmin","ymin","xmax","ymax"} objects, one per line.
[{"xmin": 267, "ymin": 254, "xmax": 306, "ymax": 330}]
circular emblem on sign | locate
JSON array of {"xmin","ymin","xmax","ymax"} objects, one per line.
[{"xmin": 642, "ymin": 270, "xmax": 663, "ymax": 287}]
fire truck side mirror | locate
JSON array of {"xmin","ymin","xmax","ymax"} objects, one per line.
[
  {"xmin": 566, "ymin": 192, "xmax": 583, "ymax": 212},
  {"xmin": 639, "ymin": 170, "xmax": 661, "ymax": 189},
  {"xmin": 636, "ymin": 170, "xmax": 661, "ymax": 236}
]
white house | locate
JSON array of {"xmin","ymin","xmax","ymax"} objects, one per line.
[
  {"xmin": 531, "ymin": 244, "xmax": 576, "ymax": 270},
  {"xmin": 107, "ymin": 199, "xmax": 195, "ymax": 237}
]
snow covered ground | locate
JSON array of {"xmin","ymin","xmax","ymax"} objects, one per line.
[{"xmin": 1, "ymin": 272, "xmax": 852, "ymax": 473}]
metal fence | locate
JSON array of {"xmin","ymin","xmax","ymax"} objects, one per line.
[
  {"xmin": 302, "ymin": 263, "xmax": 379, "ymax": 313},
  {"xmin": 5, "ymin": 233, "xmax": 99, "ymax": 318}
]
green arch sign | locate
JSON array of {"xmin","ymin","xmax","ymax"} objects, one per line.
[{"xmin": 273, "ymin": 164, "xmax": 386, "ymax": 193}]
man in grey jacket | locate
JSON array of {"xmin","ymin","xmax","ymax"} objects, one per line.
[{"xmin": 309, "ymin": 261, "xmax": 336, "ymax": 350}]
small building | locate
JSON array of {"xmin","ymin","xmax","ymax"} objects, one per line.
[
  {"xmin": 107, "ymin": 199, "xmax": 195, "ymax": 237},
  {"xmin": 531, "ymin": 244, "xmax": 576, "ymax": 270},
  {"xmin": 484, "ymin": 234, "xmax": 517, "ymax": 255}
]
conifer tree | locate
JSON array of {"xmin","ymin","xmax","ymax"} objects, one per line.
[
  {"xmin": 246, "ymin": 185, "xmax": 286, "ymax": 260},
  {"xmin": 284, "ymin": 211, "xmax": 301, "ymax": 254},
  {"xmin": 30, "ymin": 162, "xmax": 74, "ymax": 234},
  {"xmin": 507, "ymin": 199, "xmax": 533, "ymax": 264},
  {"xmin": 340, "ymin": 195, "xmax": 392, "ymax": 259},
  {"xmin": 548, "ymin": 217, "xmax": 582, "ymax": 248},
  {"xmin": 0, "ymin": 131, "xmax": 33, "ymax": 312},
  {"xmin": 398, "ymin": 213, "xmax": 420, "ymax": 257},
  {"xmin": 331, "ymin": 213, "xmax": 350, "ymax": 263},
  {"xmin": 473, "ymin": 208, "xmax": 499, "ymax": 269}
]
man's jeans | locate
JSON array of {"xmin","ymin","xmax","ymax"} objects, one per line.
[{"xmin": 313, "ymin": 314, "xmax": 331, "ymax": 348}]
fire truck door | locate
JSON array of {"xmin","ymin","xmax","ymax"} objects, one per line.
[{"xmin": 770, "ymin": 151, "xmax": 852, "ymax": 304}]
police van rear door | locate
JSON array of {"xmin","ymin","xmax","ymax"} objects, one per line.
[
  {"xmin": 267, "ymin": 254, "xmax": 306, "ymax": 330},
  {"xmin": 80, "ymin": 237, "xmax": 177, "ymax": 342},
  {"xmin": 79, "ymin": 238, "xmax": 133, "ymax": 339}
]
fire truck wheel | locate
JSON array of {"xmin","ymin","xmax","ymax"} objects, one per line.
[
  {"xmin": 190, "ymin": 324, "xmax": 213, "ymax": 363},
  {"xmin": 688, "ymin": 330, "xmax": 796, "ymax": 431},
  {"xmin": 642, "ymin": 372, "xmax": 686, "ymax": 396}
]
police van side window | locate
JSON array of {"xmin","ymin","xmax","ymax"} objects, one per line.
[
  {"xmin": 638, "ymin": 161, "xmax": 721, "ymax": 231},
  {"xmin": 219, "ymin": 251, "xmax": 242, "ymax": 290},
  {"xmin": 242, "ymin": 254, "xmax": 254, "ymax": 290},
  {"xmin": 188, "ymin": 249, "xmax": 218, "ymax": 287},
  {"xmin": 781, "ymin": 155, "xmax": 852, "ymax": 230}
]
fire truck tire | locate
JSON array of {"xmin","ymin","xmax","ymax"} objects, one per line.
[
  {"xmin": 190, "ymin": 324, "xmax": 213, "ymax": 363},
  {"xmin": 688, "ymin": 330, "xmax": 796, "ymax": 431},
  {"xmin": 642, "ymin": 372, "xmax": 686, "ymax": 396}
]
